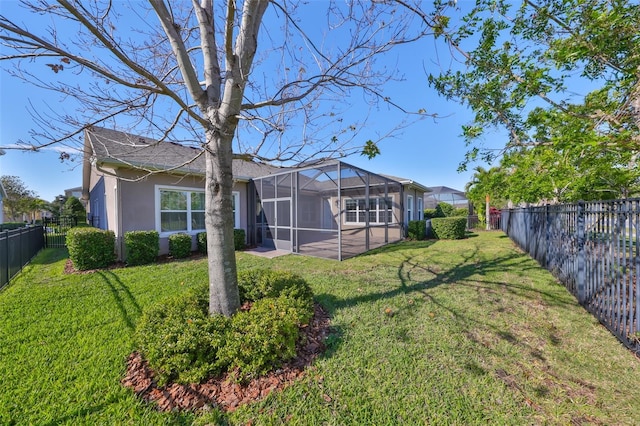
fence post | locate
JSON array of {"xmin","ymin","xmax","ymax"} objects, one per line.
[
  {"xmin": 577, "ymin": 201, "xmax": 586, "ymax": 304},
  {"xmin": 544, "ymin": 204, "xmax": 550, "ymax": 268}
]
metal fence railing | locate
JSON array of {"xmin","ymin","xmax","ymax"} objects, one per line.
[
  {"xmin": 0, "ymin": 226, "xmax": 45, "ymax": 290},
  {"xmin": 501, "ymin": 199, "xmax": 640, "ymax": 354},
  {"xmin": 43, "ymin": 216, "xmax": 77, "ymax": 248}
]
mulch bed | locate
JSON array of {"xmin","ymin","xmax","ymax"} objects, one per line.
[{"xmin": 121, "ymin": 303, "xmax": 331, "ymax": 412}]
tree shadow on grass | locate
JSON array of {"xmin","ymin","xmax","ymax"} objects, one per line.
[
  {"xmin": 316, "ymin": 240, "xmax": 578, "ymax": 358},
  {"xmin": 96, "ymin": 271, "xmax": 142, "ymax": 332}
]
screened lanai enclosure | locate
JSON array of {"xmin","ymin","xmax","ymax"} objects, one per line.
[{"xmin": 249, "ymin": 160, "xmax": 404, "ymax": 260}]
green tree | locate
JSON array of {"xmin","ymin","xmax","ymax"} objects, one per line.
[
  {"xmin": 0, "ymin": 175, "xmax": 36, "ymax": 222},
  {"xmin": 464, "ymin": 166, "xmax": 507, "ymax": 221},
  {"xmin": 47, "ymin": 195, "xmax": 67, "ymax": 220},
  {"xmin": 429, "ymin": 0, "xmax": 640, "ymax": 170},
  {"xmin": 63, "ymin": 196, "xmax": 86, "ymax": 223},
  {"xmin": 0, "ymin": 1, "xmax": 448, "ymax": 316}
]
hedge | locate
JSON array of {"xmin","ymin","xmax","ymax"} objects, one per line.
[
  {"xmin": 124, "ymin": 230, "xmax": 159, "ymax": 266},
  {"xmin": 196, "ymin": 229, "xmax": 245, "ymax": 253},
  {"xmin": 66, "ymin": 227, "xmax": 116, "ymax": 270},
  {"xmin": 234, "ymin": 229, "xmax": 245, "ymax": 250},
  {"xmin": 169, "ymin": 233, "xmax": 192, "ymax": 258},
  {"xmin": 407, "ymin": 220, "xmax": 426, "ymax": 240},
  {"xmin": 430, "ymin": 217, "xmax": 467, "ymax": 240}
]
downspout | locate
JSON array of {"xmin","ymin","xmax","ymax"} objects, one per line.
[
  {"xmin": 337, "ymin": 162, "xmax": 342, "ymax": 261},
  {"xmin": 114, "ymin": 179, "xmax": 123, "ymax": 260},
  {"xmin": 365, "ymin": 172, "xmax": 370, "ymax": 253}
]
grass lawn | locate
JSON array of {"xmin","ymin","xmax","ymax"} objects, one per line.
[{"xmin": 1, "ymin": 231, "xmax": 639, "ymax": 424}]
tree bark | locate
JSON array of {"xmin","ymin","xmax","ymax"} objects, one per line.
[{"xmin": 204, "ymin": 125, "xmax": 240, "ymax": 316}]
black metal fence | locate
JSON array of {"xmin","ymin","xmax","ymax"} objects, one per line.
[
  {"xmin": 501, "ymin": 199, "xmax": 640, "ymax": 354},
  {"xmin": 43, "ymin": 216, "xmax": 77, "ymax": 248},
  {"xmin": 0, "ymin": 225, "xmax": 45, "ymax": 290}
]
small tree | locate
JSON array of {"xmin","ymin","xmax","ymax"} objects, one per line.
[
  {"xmin": 0, "ymin": 1, "xmax": 451, "ymax": 317},
  {"xmin": 63, "ymin": 196, "xmax": 86, "ymax": 223},
  {"xmin": 0, "ymin": 175, "xmax": 36, "ymax": 222}
]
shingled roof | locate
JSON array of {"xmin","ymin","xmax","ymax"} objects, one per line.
[{"xmin": 84, "ymin": 126, "xmax": 279, "ymax": 180}]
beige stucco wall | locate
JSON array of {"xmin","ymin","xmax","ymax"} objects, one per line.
[{"xmin": 89, "ymin": 165, "xmax": 249, "ymax": 258}]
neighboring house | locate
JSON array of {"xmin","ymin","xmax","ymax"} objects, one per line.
[
  {"xmin": 64, "ymin": 186, "xmax": 87, "ymax": 208},
  {"xmin": 424, "ymin": 186, "xmax": 469, "ymax": 210},
  {"xmin": 65, "ymin": 187, "xmax": 82, "ymax": 199},
  {"xmin": 83, "ymin": 127, "xmax": 428, "ymax": 261}
]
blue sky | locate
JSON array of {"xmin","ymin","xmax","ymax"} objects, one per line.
[{"xmin": 0, "ymin": 1, "xmax": 504, "ymax": 203}]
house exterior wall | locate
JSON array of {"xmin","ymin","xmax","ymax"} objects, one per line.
[
  {"xmin": 404, "ymin": 185, "xmax": 425, "ymax": 223},
  {"xmin": 88, "ymin": 165, "xmax": 250, "ymax": 259}
]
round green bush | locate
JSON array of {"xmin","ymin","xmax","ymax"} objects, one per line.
[
  {"xmin": 135, "ymin": 270, "xmax": 315, "ymax": 385},
  {"xmin": 221, "ymin": 295, "xmax": 309, "ymax": 380},
  {"xmin": 168, "ymin": 233, "xmax": 192, "ymax": 258},
  {"xmin": 197, "ymin": 231, "xmax": 207, "ymax": 254},
  {"xmin": 124, "ymin": 230, "xmax": 159, "ymax": 266},
  {"xmin": 135, "ymin": 287, "xmax": 230, "ymax": 386},
  {"xmin": 237, "ymin": 269, "xmax": 314, "ymax": 313},
  {"xmin": 66, "ymin": 227, "xmax": 115, "ymax": 270},
  {"xmin": 435, "ymin": 202, "xmax": 456, "ymax": 218}
]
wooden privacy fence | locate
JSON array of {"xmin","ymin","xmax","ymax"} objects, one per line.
[
  {"xmin": 501, "ymin": 199, "xmax": 640, "ymax": 354},
  {"xmin": 0, "ymin": 226, "xmax": 45, "ymax": 290}
]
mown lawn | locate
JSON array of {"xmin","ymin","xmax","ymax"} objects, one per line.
[{"xmin": 1, "ymin": 231, "xmax": 638, "ymax": 425}]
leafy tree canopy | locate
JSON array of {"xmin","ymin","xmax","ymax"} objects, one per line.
[
  {"xmin": 431, "ymin": 0, "xmax": 640, "ymax": 175},
  {"xmin": 0, "ymin": 175, "xmax": 37, "ymax": 221}
]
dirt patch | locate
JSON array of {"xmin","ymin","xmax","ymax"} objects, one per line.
[{"xmin": 121, "ymin": 303, "xmax": 331, "ymax": 412}]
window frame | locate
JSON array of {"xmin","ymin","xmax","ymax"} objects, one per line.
[
  {"xmin": 407, "ymin": 195, "xmax": 414, "ymax": 222},
  {"xmin": 155, "ymin": 185, "xmax": 240, "ymax": 236},
  {"xmin": 344, "ymin": 197, "xmax": 393, "ymax": 225}
]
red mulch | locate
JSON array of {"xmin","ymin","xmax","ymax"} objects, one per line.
[{"xmin": 121, "ymin": 303, "xmax": 331, "ymax": 413}]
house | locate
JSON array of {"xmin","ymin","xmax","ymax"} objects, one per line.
[
  {"xmin": 424, "ymin": 186, "xmax": 469, "ymax": 210},
  {"xmin": 83, "ymin": 127, "xmax": 428, "ymax": 261},
  {"xmin": 65, "ymin": 187, "xmax": 83, "ymax": 199}
]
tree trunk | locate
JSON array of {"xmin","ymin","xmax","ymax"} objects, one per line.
[{"xmin": 205, "ymin": 126, "xmax": 240, "ymax": 317}]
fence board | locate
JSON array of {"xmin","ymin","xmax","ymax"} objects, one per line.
[{"xmin": 502, "ymin": 198, "xmax": 640, "ymax": 354}]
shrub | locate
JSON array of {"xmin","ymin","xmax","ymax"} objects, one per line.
[
  {"xmin": 66, "ymin": 227, "xmax": 115, "ymax": 270},
  {"xmin": 234, "ymin": 228, "xmax": 245, "ymax": 250},
  {"xmin": 135, "ymin": 289, "xmax": 230, "ymax": 386},
  {"xmin": 222, "ymin": 295, "xmax": 308, "ymax": 380},
  {"xmin": 124, "ymin": 230, "xmax": 159, "ymax": 266},
  {"xmin": 453, "ymin": 208, "xmax": 469, "ymax": 217},
  {"xmin": 197, "ymin": 232, "xmax": 207, "ymax": 254},
  {"xmin": 407, "ymin": 220, "xmax": 426, "ymax": 240},
  {"xmin": 431, "ymin": 217, "xmax": 467, "ymax": 240},
  {"xmin": 169, "ymin": 233, "xmax": 192, "ymax": 258},
  {"xmin": 63, "ymin": 196, "xmax": 86, "ymax": 223},
  {"xmin": 197, "ymin": 229, "xmax": 244, "ymax": 251},
  {"xmin": 435, "ymin": 202, "xmax": 456, "ymax": 218},
  {"xmin": 423, "ymin": 209, "xmax": 440, "ymax": 219},
  {"xmin": 135, "ymin": 269, "xmax": 315, "ymax": 385},
  {"xmin": 0, "ymin": 222, "xmax": 26, "ymax": 231},
  {"xmin": 237, "ymin": 269, "xmax": 314, "ymax": 313}
]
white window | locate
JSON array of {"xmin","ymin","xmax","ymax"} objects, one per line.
[
  {"xmin": 344, "ymin": 197, "xmax": 392, "ymax": 224},
  {"xmin": 407, "ymin": 195, "xmax": 414, "ymax": 222},
  {"xmin": 156, "ymin": 186, "xmax": 240, "ymax": 234},
  {"xmin": 417, "ymin": 197, "xmax": 423, "ymax": 220},
  {"xmin": 231, "ymin": 191, "xmax": 240, "ymax": 228}
]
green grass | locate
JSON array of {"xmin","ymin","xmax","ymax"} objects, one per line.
[{"xmin": 1, "ymin": 232, "xmax": 639, "ymax": 425}]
